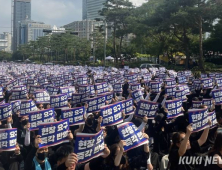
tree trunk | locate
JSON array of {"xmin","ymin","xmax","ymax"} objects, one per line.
[
  {"xmin": 199, "ymin": 16, "xmax": 205, "ymax": 71},
  {"xmin": 113, "ymin": 23, "xmax": 117, "ymax": 63},
  {"xmin": 119, "ymin": 36, "xmax": 124, "ymax": 62},
  {"xmin": 185, "ymin": 46, "xmax": 190, "ymax": 70}
]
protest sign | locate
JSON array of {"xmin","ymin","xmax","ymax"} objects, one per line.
[
  {"xmin": 98, "ymin": 92, "xmax": 113, "ymax": 104},
  {"xmin": 209, "ymin": 73, "xmax": 215, "ymax": 78},
  {"xmin": 121, "ymin": 98, "xmax": 134, "ymax": 115},
  {"xmin": 0, "ymin": 128, "xmax": 17, "ymax": 151},
  {"xmin": 174, "ymin": 90, "xmax": 187, "ymax": 102},
  {"xmin": 10, "ymin": 100, "xmax": 21, "ymax": 114},
  {"xmin": 0, "ymin": 103, "xmax": 12, "ymax": 121},
  {"xmin": 130, "ymin": 83, "xmax": 141, "ymax": 91},
  {"xmin": 165, "ymin": 99, "xmax": 182, "ymax": 119},
  {"xmin": 192, "ymin": 101, "xmax": 203, "ymax": 108},
  {"xmin": 38, "ymin": 119, "xmax": 69, "ymax": 148},
  {"xmin": 124, "ymin": 74, "xmax": 138, "ymax": 84},
  {"xmin": 215, "ymin": 73, "xmax": 222, "ymax": 78},
  {"xmin": 193, "ymin": 79, "xmax": 202, "ymax": 90},
  {"xmin": 159, "ymin": 67, "xmax": 166, "ymax": 72},
  {"xmin": 135, "ymin": 100, "xmax": 158, "ymax": 119},
  {"xmin": 164, "ymin": 79, "xmax": 176, "ymax": 86},
  {"xmin": 63, "ymin": 74, "xmax": 72, "ymax": 81},
  {"xmin": 142, "ymin": 74, "xmax": 152, "ymax": 81},
  {"xmin": 60, "ymin": 86, "xmax": 76, "ymax": 99},
  {"xmin": 33, "ymin": 90, "xmax": 50, "ymax": 103},
  {"xmin": 29, "ymin": 85, "xmax": 43, "ymax": 94},
  {"xmin": 188, "ymin": 108, "xmax": 209, "ymax": 132},
  {"xmin": 184, "ymin": 71, "xmax": 192, "ymax": 76},
  {"xmin": 72, "ymin": 93, "xmax": 89, "ymax": 106},
  {"xmin": 38, "ymin": 78, "xmax": 48, "ymax": 85},
  {"xmin": 202, "ymin": 99, "xmax": 213, "ymax": 109},
  {"xmin": 117, "ymin": 122, "xmax": 148, "ymax": 151},
  {"xmin": 178, "ymin": 85, "xmax": 190, "ymax": 95},
  {"xmin": 61, "ymin": 107, "xmax": 85, "ymax": 126},
  {"xmin": 20, "ymin": 100, "xmax": 38, "ymax": 116},
  {"xmin": 46, "ymin": 86, "xmax": 59, "ymax": 95},
  {"xmin": 27, "ymin": 79, "xmax": 37, "ymax": 86},
  {"xmin": 131, "ymin": 90, "xmax": 144, "ymax": 102},
  {"xmin": 74, "ymin": 130, "xmax": 105, "ymax": 164},
  {"xmin": 78, "ymin": 85, "xmax": 90, "ymax": 94},
  {"xmin": 212, "ymin": 89, "xmax": 222, "ymax": 104},
  {"xmin": 54, "ymin": 79, "xmax": 65, "ymax": 87},
  {"xmin": 13, "ymin": 85, "xmax": 26, "ymax": 91},
  {"xmin": 27, "ymin": 108, "xmax": 55, "ymax": 131},
  {"xmin": 216, "ymin": 78, "xmax": 222, "ymax": 88},
  {"xmin": 96, "ymin": 79, "xmax": 105, "ymax": 83},
  {"xmin": 94, "ymin": 83, "xmax": 109, "ymax": 95},
  {"xmin": 11, "ymin": 89, "xmax": 27, "ymax": 100},
  {"xmin": 77, "ymin": 77, "xmax": 88, "ymax": 85},
  {"xmin": 150, "ymin": 82, "xmax": 161, "ymax": 93},
  {"xmin": 208, "ymin": 111, "xmax": 217, "ymax": 129},
  {"xmin": 6, "ymin": 79, "xmax": 18, "ymax": 91},
  {"xmin": 85, "ymin": 95, "xmax": 106, "ymax": 113},
  {"xmin": 201, "ymin": 78, "xmax": 213, "ymax": 89},
  {"xmin": 100, "ymin": 102, "xmax": 123, "ymax": 126},
  {"xmin": 113, "ymin": 83, "xmax": 122, "ymax": 93},
  {"xmin": 165, "ymin": 86, "xmax": 176, "ymax": 97},
  {"xmin": 50, "ymin": 93, "xmax": 68, "ymax": 109},
  {"xmin": 177, "ymin": 76, "xmax": 187, "ymax": 84},
  {"xmin": 0, "ymin": 87, "xmax": 3, "ymax": 98},
  {"xmin": 158, "ymin": 73, "xmax": 167, "ymax": 79},
  {"xmin": 201, "ymin": 74, "xmax": 208, "ymax": 78},
  {"xmin": 108, "ymin": 78, "xmax": 116, "ymax": 85}
]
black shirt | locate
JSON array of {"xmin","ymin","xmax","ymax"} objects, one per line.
[{"xmin": 169, "ymin": 140, "xmax": 201, "ymax": 170}]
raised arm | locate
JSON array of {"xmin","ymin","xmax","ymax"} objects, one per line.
[
  {"xmin": 74, "ymin": 124, "xmax": 85, "ymax": 136},
  {"xmin": 114, "ymin": 140, "xmax": 125, "ymax": 167},
  {"xmin": 96, "ymin": 116, "xmax": 103, "ymax": 132},
  {"xmin": 197, "ymin": 119, "xmax": 211, "ymax": 146},
  {"xmin": 178, "ymin": 124, "xmax": 192, "ymax": 156},
  {"xmin": 153, "ymin": 93, "xmax": 160, "ymax": 102}
]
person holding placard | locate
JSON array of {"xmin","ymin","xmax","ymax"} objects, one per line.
[{"xmin": 169, "ymin": 120, "xmax": 211, "ymax": 170}]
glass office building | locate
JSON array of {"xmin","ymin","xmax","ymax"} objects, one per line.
[
  {"xmin": 13, "ymin": 0, "xmax": 31, "ymax": 51},
  {"xmin": 82, "ymin": 0, "xmax": 106, "ymax": 20}
]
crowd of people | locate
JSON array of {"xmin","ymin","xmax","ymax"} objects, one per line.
[{"xmin": 0, "ymin": 63, "xmax": 222, "ymax": 170}]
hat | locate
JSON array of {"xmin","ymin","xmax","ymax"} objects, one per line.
[{"xmin": 86, "ymin": 113, "xmax": 93, "ymax": 118}]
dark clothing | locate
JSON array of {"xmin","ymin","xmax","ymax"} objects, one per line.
[
  {"xmin": 127, "ymin": 145, "xmax": 149, "ymax": 169},
  {"xmin": 0, "ymin": 151, "xmax": 23, "ymax": 170},
  {"xmin": 207, "ymin": 151, "xmax": 222, "ymax": 170},
  {"xmin": 169, "ymin": 140, "xmax": 201, "ymax": 170},
  {"xmin": 82, "ymin": 121, "xmax": 98, "ymax": 134},
  {"xmin": 122, "ymin": 83, "xmax": 129, "ymax": 98}
]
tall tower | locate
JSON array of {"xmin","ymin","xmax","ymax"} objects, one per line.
[
  {"xmin": 12, "ymin": 0, "xmax": 31, "ymax": 52},
  {"xmin": 82, "ymin": 0, "xmax": 106, "ymax": 20}
]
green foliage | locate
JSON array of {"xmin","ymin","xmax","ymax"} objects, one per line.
[
  {"xmin": 0, "ymin": 51, "xmax": 12, "ymax": 61},
  {"xmin": 11, "ymin": 0, "xmax": 222, "ymax": 67},
  {"xmin": 13, "ymin": 32, "xmax": 92, "ymax": 63}
]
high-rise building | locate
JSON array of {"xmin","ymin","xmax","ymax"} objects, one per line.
[
  {"xmin": 18, "ymin": 20, "xmax": 51, "ymax": 45},
  {"xmin": 12, "ymin": 0, "xmax": 31, "ymax": 51},
  {"xmin": 82, "ymin": 0, "xmax": 106, "ymax": 20},
  {"xmin": 0, "ymin": 32, "xmax": 12, "ymax": 52},
  {"xmin": 63, "ymin": 20, "xmax": 104, "ymax": 40}
]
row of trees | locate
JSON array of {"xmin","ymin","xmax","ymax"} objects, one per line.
[
  {"xmin": 100, "ymin": 0, "xmax": 222, "ymax": 70},
  {"xmin": 9, "ymin": 0, "xmax": 222, "ymax": 70},
  {"xmin": 12, "ymin": 32, "xmax": 91, "ymax": 64}
]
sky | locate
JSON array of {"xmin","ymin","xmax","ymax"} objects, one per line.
[{"xmin": 0, "ymin": 0, "xmax": 147, "ymax": 34}]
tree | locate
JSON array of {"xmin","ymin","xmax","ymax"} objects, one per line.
[
  {"xmin": 100, "ymin": 0, "xmax": 134, "ymax": 63},
  {"xmin": 135, "ymin": 0, "xmax": 221, "ymax": 70}
]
